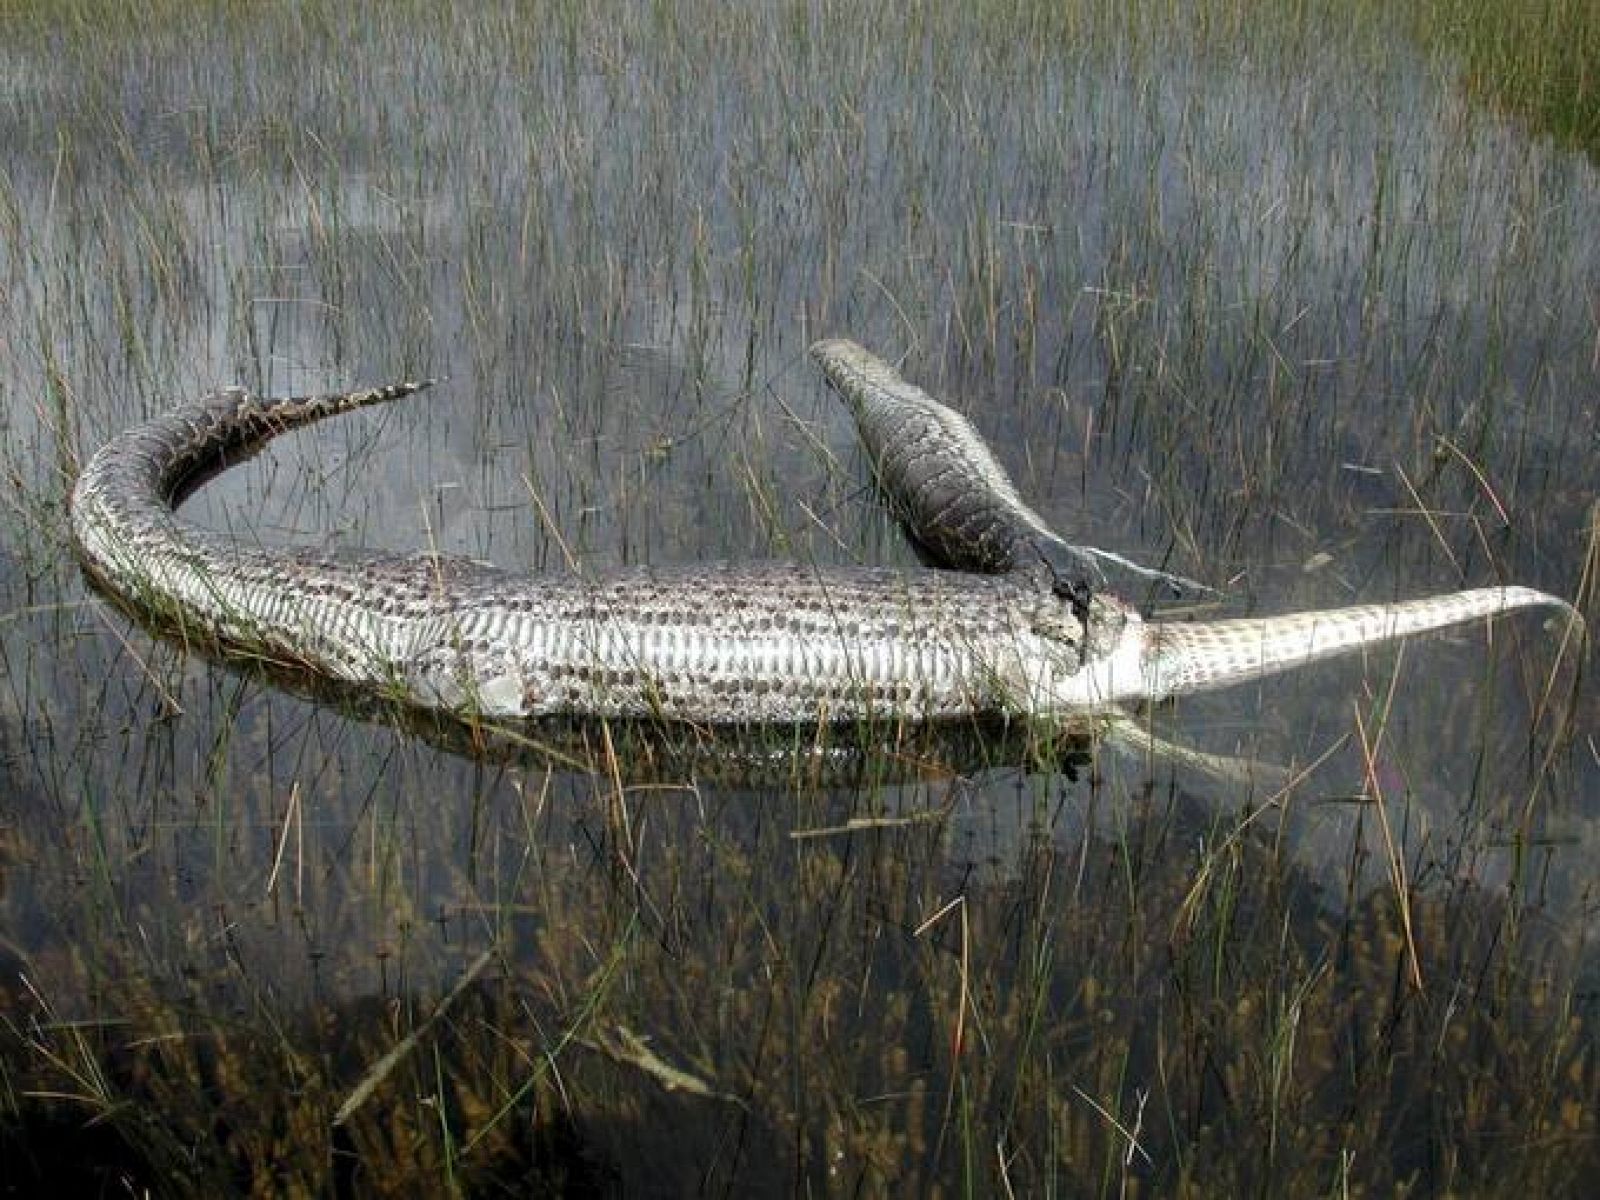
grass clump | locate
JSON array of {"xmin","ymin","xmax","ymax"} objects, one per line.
[
  {"xmin": 2, "ymin": 785, "xmax": 1595, "ymax": 1195},
  {"xmin": 1412, "ymin": 0, "xmax": 1600, "ymax": 158}
]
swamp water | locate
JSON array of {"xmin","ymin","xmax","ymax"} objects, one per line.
[{"xmin": 0, "ymin": 2, "xmax": 1595, "ymax": 1192}]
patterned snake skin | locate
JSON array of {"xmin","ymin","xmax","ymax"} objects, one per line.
[{"xmin": 68, "ymin": 345, "xmax": 1577, "ymax": 724}]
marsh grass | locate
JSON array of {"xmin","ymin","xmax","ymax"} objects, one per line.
[
  {"xmin": 1412, "ymin": 0, "xmax": 1600, "ymax": 160},
  {"xmin": 1, "ymin": 0, "xmax": 1596, "ymax": 1192}
]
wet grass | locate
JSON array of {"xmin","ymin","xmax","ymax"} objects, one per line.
[
  {"xmin": 2, "ymin": 773, "xmax": 1594, "ymax": 1194},
  {"xmin": 1, "ymin": 0, "xmax": 1597, "ymax": 1192},
  {"xmin": 1412, "ymin": 0, "xmax": 1600, "ymax": 161}
]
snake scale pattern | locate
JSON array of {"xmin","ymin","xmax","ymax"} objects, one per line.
[{"xmin": 69, "ymin": 341, "xmax": 1575, "ymax": 725}]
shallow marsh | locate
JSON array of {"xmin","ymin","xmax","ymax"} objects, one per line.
[{"xmin": 0, "ymin": 0, "xmax": 1596, "ymax": 1192}]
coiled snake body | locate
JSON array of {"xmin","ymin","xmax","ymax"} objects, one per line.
[{"xmin": 69, "ymin": 341, "xmax": 1574, "ymax": 725}]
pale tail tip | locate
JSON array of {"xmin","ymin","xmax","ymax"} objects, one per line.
[
  {"xmin": 808, "ymin": 337, "xmax": 865, "ymax": 363},
  {"xmin": 356, "ymin": 378, "xmax": 442, "ymax": 404},
  {"xmin": 1506, "ymin": 586, "xmax": 1586, "ymax": 640},
  {"xmin": 1547, "ymin": 595, "xmax": 1588, "ymax": 644},
  {"xmin": 288, "ymin": 378, "xmax": 442, "ymax": 407}
]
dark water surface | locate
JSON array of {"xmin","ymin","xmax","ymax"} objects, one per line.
[{"xmin": 1, "ymin": 2, "xmax": 1595, "ymax": 1192}]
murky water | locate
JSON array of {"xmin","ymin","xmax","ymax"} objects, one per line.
[{"xmin": 1, "ymin": 3, "xmax": 1595, "ymax": 1191}]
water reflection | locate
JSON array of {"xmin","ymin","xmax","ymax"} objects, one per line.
[{"xmin": 1, "ymin": 2, "xmax": 1596, "ymax": 1190}]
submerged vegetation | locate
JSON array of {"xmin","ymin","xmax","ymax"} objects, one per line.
[{"xmin": 0, "ymin": 0, "xmax": 1595, "ymax": 1192}]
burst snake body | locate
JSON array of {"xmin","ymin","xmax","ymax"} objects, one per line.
[{"xmin": 68, "ymin": 341, "xmax": 1575, "ymax": 725}]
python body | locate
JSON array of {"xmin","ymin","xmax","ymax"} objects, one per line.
[{"xmin": 68, "ymin": 342, "xmax": 1574, "ymax": 725}]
